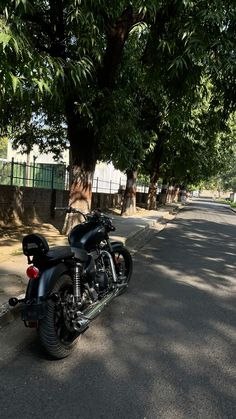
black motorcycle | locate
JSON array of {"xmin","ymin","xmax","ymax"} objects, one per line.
[{"xmin": 9, "ymin": 207, "xmax": 132, "ymax": 359}]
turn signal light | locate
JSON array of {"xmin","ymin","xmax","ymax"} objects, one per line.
[{"xmin": 26, "ymin": 266, "xmax": 39, "ymax": 279}]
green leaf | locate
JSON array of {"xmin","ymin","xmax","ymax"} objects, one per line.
[
  {"xmin": 10, "ymin": 73, "xmax": 21, "ymax": 93},
  {"xmin": 0, "ymin": 32, "xmax": 11, "ymax": 50},
  {"xmin": 15, "ymin": 0, "xmax": 28, "ymax": 11},
  {"xmin": 32, "ymin": 78, "xmax": 44, "ymax": 93}
]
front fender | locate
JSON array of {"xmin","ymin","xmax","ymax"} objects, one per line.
[
  {"xmin": 110, "ymin": 241, "xmax": 124, "ymax": 251},
  {"xmin": 38, "ymin": 262, "xmax": 69, "ymax": 298}
]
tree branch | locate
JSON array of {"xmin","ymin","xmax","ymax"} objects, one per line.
[{"xmin": 98, "ymin": 6, "xmax": 145, "ymax": 89}]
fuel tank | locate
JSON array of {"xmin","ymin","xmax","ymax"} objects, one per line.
[{"xmin": 68, "ymin": 222, "xmax": 107, "ymax": 251}]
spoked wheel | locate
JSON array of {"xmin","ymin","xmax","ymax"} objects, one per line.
[
  {"xmin": 38, "ymin": 275, "xmax": 79, "ymax": 359},
  {"xmin": 113, "ymin": 246, "xmax": 133, "ymax": 295}
]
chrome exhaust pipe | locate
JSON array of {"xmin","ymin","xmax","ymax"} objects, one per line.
[
  {"xmin": 73, "ymin": 288, "xmax": 120, "ymax": 331},
  {"xmin": 100, "ymin": 249, "xmax": 118, "ymax": 282},
  {"xmin": 73, "ymin": 250, "xmax": 128, "ymax": 332}
]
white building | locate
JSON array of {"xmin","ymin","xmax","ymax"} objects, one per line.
[{"xmin": 7, "ymin": 142, "xmax": 69, "ymax": 165}]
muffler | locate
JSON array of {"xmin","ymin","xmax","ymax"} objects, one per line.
[{"xmin": 73, "ymin": 288, "xmax": 120, "ymax": 331}]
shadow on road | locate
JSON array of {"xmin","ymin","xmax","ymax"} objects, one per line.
[{"xmin": 0, "ymin": 203, "xmax": 235, "ymax": 418}]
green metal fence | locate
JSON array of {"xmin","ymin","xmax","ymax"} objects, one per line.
[
  {"xmin": 0, "ymin": 158, "xmax": 153, "ymax": 194},
  {"xmin": 0, "ymin": 159, "xmax": 127, "ymax": 192},
  {"xmin": 0, "ymin": 158, "xmax": 69, "ymax": 190}
]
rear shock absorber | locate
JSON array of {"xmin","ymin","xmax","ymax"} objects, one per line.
[{"xmin": 73, "ymin": 262, "xmax": 82, "ymax": 302}]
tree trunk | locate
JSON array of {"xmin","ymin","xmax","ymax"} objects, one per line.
[
  {"xmin": 121, "ymin": 169, "xmax": 137, "ymax": 216},
  {"xmin": 62, "ymin": 103, "xmax": 98, "ymax": 234},
  {"xmin": 62, "ymin": 165, "xmax": 95, "ymax": 234},
  {"xmin": 172, "ymin": 185, "xmax": 179, "ymax": 202},
  {"xmin": 69, "ymin": 165, "xmax": 94, "ymax": 212},
  {"xmin": 166, "ymin": 184, "xmax": 173, "ymax": 204},
  {"xmin": 146, "ymin": 171, "xmax": 159, "ymax": 210},
  {"xmin": 67, "ymin": 106, "xmax": 97, "ymax": 202},
  {"xmin": 159, "ymin": 180, "xmax": 168, "ymax": 205},
  {"xmin": 98, "ymin": 6, "xmax": 144, "ymax": 89},
  {"xmin": 145, "ymin": 134, "xmax": 165, "ymax": 210}
]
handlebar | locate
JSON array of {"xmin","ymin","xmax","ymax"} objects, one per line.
[
  {"xmin": 54, "ymin": 206, "xmax": 87, "ymax": 220},
  {"xmin": 54, "ymin": 207, "xmax": 115, "ymax": 230}
]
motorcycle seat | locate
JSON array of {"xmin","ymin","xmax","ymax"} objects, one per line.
[
  {"xmin": 71, "ymin": 247, "xmax": 89, "ymax": 262},
  {"xmin": 46, "ymin": 246, "xmax": 89, "ymax": 263},
  {"xmin": 46, "ymin": 246, "xmax": 74, "ymax": 261}
]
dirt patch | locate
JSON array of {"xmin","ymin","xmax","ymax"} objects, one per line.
[{"xmin": 0, "ymin": 223, "xmax": 67, "ymax": 261}]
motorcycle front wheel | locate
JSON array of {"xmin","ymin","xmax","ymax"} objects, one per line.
[
  {"xmin": 38, "ymin": 274, "xmax": 79, "ymax": 359},
  {"xmin": 113, "ymin": 246, "xmax": 133, "ymax": 295}
]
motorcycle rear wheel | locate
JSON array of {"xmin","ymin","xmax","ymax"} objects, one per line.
[{"xmin": 38, "ymin": 274, "xmax": 79, "ymax": 359}]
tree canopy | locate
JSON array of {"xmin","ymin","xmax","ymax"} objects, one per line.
[{"xmin": 0, "ymin": 0, "xmax": 236, "ymax": 213}]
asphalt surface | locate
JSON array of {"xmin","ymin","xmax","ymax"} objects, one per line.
[{"xmin": 0, "ymin": 199, "xmax": 236, "ymax": 418}]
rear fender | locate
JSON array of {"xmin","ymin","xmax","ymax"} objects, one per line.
[
  {"xmin": 20, "ymin": 263, "xmax": 70, "ymax": 323},
  {"xmin": 24, "ymin": 263, "xmax": 69, "ymax": 300},
  {"xmin": 38, "ymin": 263, "xmax": 69, "ymax": 298},
  {"xmin": 25, "ymin": 278, "xmax": 39, "ymax": 300}
]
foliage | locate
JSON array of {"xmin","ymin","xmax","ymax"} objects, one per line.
[
  {"xmin": 98, "ymin": 26, "xmax": 149, "ymax": 171},
  {"xmin": 0, "ymin": 1, "xmax": 155, "ymax": 167},
  {"xmin": 0, "ymin": 136, "xmax": 8, "ymax": 158},
  {"xmin": 9, "ymin": 113, "xmax": 68, "ymax": 159},
  {"xmin": 198, "ymin": 111, "xmax": 236, "ymax": 192},
  {"xmin": 0, "ymin": 0, "xmax": 235, "ymax": 199},
  {"xmin": 138, "ymin": 0, "xmax": 236, "ymax": 188}
]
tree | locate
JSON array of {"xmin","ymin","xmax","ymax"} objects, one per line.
[
  {"xmin": 1, "ymin": 2, "xmax": 152, "ymax": 207},
  {"xmin": 138, "ymin": 0, "xmax": 236, "ymax": 207},
  {"xmin": 209, "ymin": 112, "xmax": 236, "ymax": 193},
  {"xmin": 97, "ymin": 23, "xmax": 151, "ymax": 215}
]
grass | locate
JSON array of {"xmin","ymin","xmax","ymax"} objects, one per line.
[{"xmin": 214, "ymin": 199, "xmax": 236, "ymax": 208}]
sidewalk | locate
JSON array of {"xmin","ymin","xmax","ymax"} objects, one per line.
[{"xmin": 0, "ymin": 204, "xmax": 180, "ymax": 326}]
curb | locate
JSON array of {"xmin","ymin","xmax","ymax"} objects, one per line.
[
  {"xmin": 126, "ymin": 221, "xmax": 153, "ymax": 245},
  {"xmin": 125, "ymin": 224, "xmax": 151, "ymax": 254},
  {"xmin": 125, "ymin": 207, "xmax": 179, "ymax": 253}
]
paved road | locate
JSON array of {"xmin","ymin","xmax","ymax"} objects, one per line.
[{"xmin": 0, "ymin": 199, "xmax": 236, "ymax": 418}]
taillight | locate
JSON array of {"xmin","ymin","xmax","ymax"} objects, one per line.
[{"xmin": 26, "ymin": 265, "xmax": 39, "ymax": 279}]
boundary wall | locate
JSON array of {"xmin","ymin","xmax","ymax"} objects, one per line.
[{"xmin": 0, "ymin": 185, "xmax": 124, "ymax": 226}]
